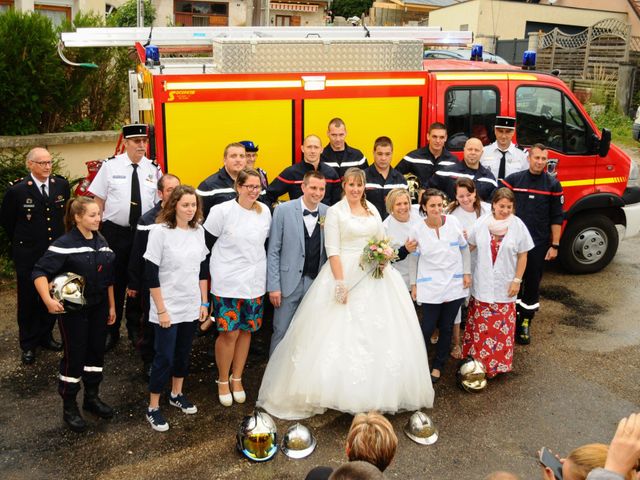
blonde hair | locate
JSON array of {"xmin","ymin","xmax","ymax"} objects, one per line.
[
  {"xmin": 565, "ymin": 444, "xmax": 623, "ymax": 480},
  {"xmin": 342, "ymin": 167, "xmax": 372, "ymax": 215},
  {"xmin": 234, "ymin": 168, "xmax": 263, "ymax": 214},
  {"xmin": 346, "ymin": 412, "xmax": 398, "ymax": 472},
  {"xmin": 385, "ymin": 188, "xmax": 411, "ymax": 215}
]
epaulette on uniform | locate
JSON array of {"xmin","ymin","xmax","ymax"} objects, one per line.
[
  {"xmin": 151, "ymin": 159, "xmax": 161, "ymax": 169},
  {"xmin": 9, "ymin": 177, "xmax": 24, "ymax": 186},
  {"xmin": 52, "ymin": 173, "xmax": 67, "ymax": 180},
  {"xmin": 102, "ymin": 155, "xmax": 116, "ymax": 163}
]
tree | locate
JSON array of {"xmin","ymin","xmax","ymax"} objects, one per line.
[
  {"xmin": 107, "ymin": 0, "xmax": 156, "ymax": 27},
  {"xmin": 331, "ymin": 0, "xmax": 373, "ymax": 19}
]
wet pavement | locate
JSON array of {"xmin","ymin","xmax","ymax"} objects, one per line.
[{"xmin": 1, "ymin": 163, "xmax": 640, "ymax": 480}]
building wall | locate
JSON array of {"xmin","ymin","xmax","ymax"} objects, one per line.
[
  {"xmin": 429, "ymin": 0, "xmax": 629, "ymax": 42},
  {"xmin": 269, "ymin": 8, "xmax": 325, "ymax": 26}
]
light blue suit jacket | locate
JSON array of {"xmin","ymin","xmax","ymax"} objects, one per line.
[{"xmin": 266, "ymin": 199, "xmax": 329, "ymax": 297}]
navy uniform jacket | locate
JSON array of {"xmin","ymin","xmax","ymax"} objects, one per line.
[
  {"xmin": 127, "ymin": 203, "xmax": 161, "ymax": 292},
  {"xmin": 32, "ymin": 227, "xmax": 115, "ymax": 306},
  {"xmin": 197, "ymin": 167, "xmax": 238, "ymax": 219},
  {"xmin": 501, "ymin": 170, "xmax": 564, "ymax": 247},
  {"xmin": 364, "ymin": 165, "xmax": 408, "ymax": 220},
  {"xmin": 265, "ymin": 161, "xmax": 342, "ymax": 207},
  {"xmin": 395, "ymin": 147, "xmax": 458, "ymax": 188},
  {"xmin": 0, "ymin": 174, "xmax": 70, "ymax": 272},
  {"xmin": 320, "ymin": 144, "xmax": 368, "ymax": 179},
  {"xmin": 429, "ymin": 161, "xmax": 498, "ymax": 202}
]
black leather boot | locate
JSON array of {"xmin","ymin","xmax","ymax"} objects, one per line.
[
  {"xmin": 83, "ymin": 385, "xmax": 114, "ymax": 419},
  {"xmin": 63, "ymin": 399, "xmax": 88, "ymax": 433}
]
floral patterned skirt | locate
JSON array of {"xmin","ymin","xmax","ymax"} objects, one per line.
[{"xmin": 462, "ymin": 297, "xmax": 516, "ymax": 378}]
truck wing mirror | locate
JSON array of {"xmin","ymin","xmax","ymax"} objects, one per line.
[{"xmin": 598, "ymin": 128, "xmax": 611, "ymax": 157}]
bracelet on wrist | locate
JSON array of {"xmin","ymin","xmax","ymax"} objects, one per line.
[
  {"xmin": 201, "ymin": 302, "xmax": 210, "ymax": 308},
  {"xmin": 157, "ymin": 310, "xmax": 167, "ymax": 315},
  {"xmin": 512, "ymin": 278, "xmax": 522, "ymax": 284},
  {"xmin": 550, "ymin": 244, "xmax": 559, "ymax": 250}
]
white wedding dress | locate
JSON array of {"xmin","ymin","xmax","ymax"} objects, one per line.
[{"xmin": 257, "ymin": 199, "xmax": 434, "ymax": 420}]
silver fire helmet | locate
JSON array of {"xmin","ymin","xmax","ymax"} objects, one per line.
[
  {"xmin": 50, "ymin": 273, "xmax": 86, "ymax": 312},
  {"xmin": 236, "ymin": 410, "xmax": 278, "ymax": 462},
  {"xmin": 281, "ymin": 423, "xmax": 317, "ymax": 459},
  {"xmin": 456, "ymin": 356, "xmax": 488, "ymax": 393},
  {"xmin": 403, "ymin": 411, "xmax": 439, "ymax": 445}
]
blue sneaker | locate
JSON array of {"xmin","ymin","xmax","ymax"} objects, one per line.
[
  {"xmin": 146, "ymin": 408, "xmax": 169, "ymax": 432},
  {"xmin": 169, "ymin": 393, "xmax": 197, "ymax": 414}
]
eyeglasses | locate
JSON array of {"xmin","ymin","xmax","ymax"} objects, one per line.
[
  {"xmin": 241, "ymin": 185, "xmax": 262, "ymax": 192},
  {"xmin": 31, "ymin": 161, "xmax": 53, "ymax": 166}
]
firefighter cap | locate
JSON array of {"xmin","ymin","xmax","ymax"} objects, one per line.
[
  {"xmin": 240, "ymin": 140, "xmax": 259, "ymax": 152},
  {"xmin": 494, "ymin": 116, "xmax": 516, "ymax": 130},
  {"xmin": 123, "ymin": 124, "xmax": 148, "ymax": 139}
]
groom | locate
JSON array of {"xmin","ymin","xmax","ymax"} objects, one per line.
[{"xmin": 267, "ymin": 170, "xmax": 329, "ymax": 355}]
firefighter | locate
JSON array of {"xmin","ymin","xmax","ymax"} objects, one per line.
[
  {"xmin": 33, "ymin": 196, "xmax": 116, "ymax": 432},
  {"xmin": 197, "ymin": 142, "xmax": 247, "ymax": 219},
  {"xmin": 0, "ymin": 147, "xmax": 70, "ymax": 364},
  {"xmin": 480, "ymin": 116, "xmax": 528, "ymax": 181},
  {"xmin": 396, "ymin": 122, "xmax": 458, "ymax": 190},
  {"xmin": 88, "ymin": 124, "xmax": 163, "ymax": 352},
  {"xmin": 265, "ymin": 134, "xmax": 342, "ymax": 206},
  {"xmin": 239, "ymin": 140, "xmax": 269, "ymax": 191},
  {"xmin": 501, "ymin": 143, "xmax": 563, "ymax": 345},
  {"xmin": 128, "ymin": 174, "xmax": 181, "ymax": 379},
  {"xmin": 429, "ymin": 137, "xmax": 497, "ymax": 202},
  {"xmin": 320, "ymin": 118, "xmax": 368, "ymax": 178},
  {"xmin": 364, "ymin": 136, "xmax": 408, "ymax": 220}
]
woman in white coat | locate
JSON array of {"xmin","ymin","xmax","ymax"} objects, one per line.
[
  {"xmin": 382, "ymin": 188, "xmax": 420, "ymax": 290},
  {"xmin": 410, "ymin": 188, "xmax": 471, "ymax": 383},
  {"xmin": 462, "ymin": 188, "xmax": 534, "ymax": 378},
  {"xmin": 445, "ymin": 178, "xmax": 490, "ymax": 359}
]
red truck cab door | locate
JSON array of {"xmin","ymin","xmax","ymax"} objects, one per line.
[{"xmin": 510, "ymin": 82, "xmax": 597, "ymax": 210}]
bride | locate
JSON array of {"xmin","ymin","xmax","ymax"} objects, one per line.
[{"xmin": 257, "ymin": 168, "xmax": 434, "ymax": 420}]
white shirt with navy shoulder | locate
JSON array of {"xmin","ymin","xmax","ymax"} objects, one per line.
[{"xmin": 89, "ymin": 152, "xmax": 162, "ymax": 227}]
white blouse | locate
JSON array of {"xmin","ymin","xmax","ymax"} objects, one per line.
[
  {"xmin": 410, "ymin": 215, "xmax": 468, "ymax": 304},
  {"xmin": 204, "ymin": 199, "xmax": 271, "ymax": 299},
  {"xmin": 468, "ymin": 214, "xmax": 534, "ymax": 304},
  {"xmin": 383, "ymin": 210, "xmax": 422, "ymax": 289}
]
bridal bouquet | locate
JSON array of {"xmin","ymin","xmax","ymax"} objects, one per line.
[{"xmin": 359, "ymin": 238, "xmax": 398, "ymax": 279}]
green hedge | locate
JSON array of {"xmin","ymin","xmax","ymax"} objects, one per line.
[{"xmin": 0, "ymin": 10, "xmax": 135, "ymax": 135}]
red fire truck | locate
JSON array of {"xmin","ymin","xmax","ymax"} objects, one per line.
[{"xmin": 60, "ymin": 26, "xmax": 640, "ymax": 274}]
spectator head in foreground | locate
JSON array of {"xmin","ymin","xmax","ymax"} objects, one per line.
[
  {"xmin": 346, "ymin": 412, "xmax": 397, "ymax": 472},
  {"xmin": 329, "ymin": 461, "xmax": 385, "ymax": 480}
]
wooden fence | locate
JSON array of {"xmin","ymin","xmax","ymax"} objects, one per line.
[{"xmin": 533, "ymin": 18, "xmax": 640, "ymax": 114}]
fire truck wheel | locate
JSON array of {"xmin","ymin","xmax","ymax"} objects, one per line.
[{"xmin": 559, "ymin": 213, "xmax": 619, "ymax": 274}]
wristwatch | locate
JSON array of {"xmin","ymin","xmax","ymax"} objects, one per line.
[{"xmin": 550, "ymin": 243, "xmax": 559, "ymax": 250}]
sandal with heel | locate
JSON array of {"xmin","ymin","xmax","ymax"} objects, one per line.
[
  {"xmin": 215, "ymin": 379, "xmax": 232, "ymax": 407},
  {"xmin": 230, "ymin": 375, "xmax": 246, "ymax": 404}
]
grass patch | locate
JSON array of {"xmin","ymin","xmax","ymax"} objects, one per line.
[{"xmin": 587, "ymin": 106, "xmax": 636, "ymax": 148}]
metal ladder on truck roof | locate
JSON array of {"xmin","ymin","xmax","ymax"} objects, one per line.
[{"xmin": 60, "ymin": 26, "xmax": 472, "ymax": 48}]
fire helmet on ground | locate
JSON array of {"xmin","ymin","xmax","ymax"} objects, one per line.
[
  {"xmin": 456, "ymin": 356, "xmax": 488, "ymax": 393},
  {"xmin": 50, "ymin": 273, "xmax": 86, "ymax": 312},
  {"xmin": 281, "ymin": 423, "xmax": 317, "ymax": 459},
  {"xmin": 236, "ymin": 410, "xmax": 278, "ymax": 462},
  {"xmin": 403, "ymin": 411, "xmax": 439, "ymax": 445}
]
